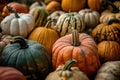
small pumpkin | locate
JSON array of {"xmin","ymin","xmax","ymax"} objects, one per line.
[
  {"xmin": 94, "ymin": 61, "xmax": 120, "ymax": 80},
  {"xmin": 78, "ymin": 8, "xmax": 100, "ymax": 28},
  {"xmin": 45, "ymin": 1, "xmax": 61, "ymax": 13},
  {"xmin": 29, "ymin": 6, "xmax": 49, "ymax": 27},
  {"xmin": 0, "ymin": 12, "xmax": 3, "ymax": 23},
  {"xmin": 0, "ymin": 67, "xmax": 26, "ymax": 80},
  {"xmin": 0, "ymin": 6, "xmax": 35, "ymax": 38},
  {"xmin": 45, "ymin": 59, "xmax": 89, "ymax": 80},
  {"xmin": 61, "ymin": 0, "xmax": 86, "ymax": 12},
  {"xmin": 0, "ymin": 0, "xmax": 7, "ymax": 12},
  {"xmin": 92, "ymin": 18, "xmax": 120, "ymax": 44},
  {"xmin": 28, "ymin": 21, "xmax": 60, "ymax": 57},
  {"xmin": 0, "ymin": 36, "xmax": 51, "ymax": 80},
  {"xmin": 2, "ymin": 2, "xmax": 28, "ymax": 17},
  {"xmin": 52, "ymin": 28, "xmax": 100, "ymax": 77},
  {"xmin": 100, "ymin": 1, "xmax": 120, "ymax": 23},
  {"xmin": 54, "ymin": 12, "xmax": 85, "ymax": 37},
  {"xmin": 97, "ymin": 41, "xmax": 120, "ymax": 63}
]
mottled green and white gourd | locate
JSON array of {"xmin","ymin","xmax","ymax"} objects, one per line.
[{"xmin": 54, "ymin": 12, "xmax": 85, "ymax": 37}]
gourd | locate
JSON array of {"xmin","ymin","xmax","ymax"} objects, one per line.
[
  {"xmin": 61, "ymin": 0, "xmax": 86, "ymax": 12},
  {"xmin": 95, "ymin": 61, "xmax": 120, "ymax": 80},
  {"xmin": 0, "ymin": 67, "xmax": 26, "ymax": 80},
  {"xmin": 0, "ymin": 36, "xmax": 51, "ymax": 80},
  {"xmin": 29, "ymin": 6, "xmax": 49, "ymax": 27},
  {"xmin": 54, "ymin": 12, "xmax": 85, "ymax": 37},
  {"xmin": 45, "ymin": 59, "xmax": 89, "ymax": 80},
  {"xmin": 2, "ymin": 2, "xmax": 28, "ymax": 17},
  {"xmin": 0, "ymin": 6, "xmax": 35, "ymax": 38},
  {"xmin": 28, "ymin": 21, "xmax": 60, "ymax": 57},
  {"xmin": 92, "ymin": 18, "xmax": 120, "ymax": 44},
  {"xmin": 52, "ymin": 28, "xmax": 100, "ymax": 77},
  {"xmin": 97, "ymin": 41, "xmax": 120, "ymax": 63}
]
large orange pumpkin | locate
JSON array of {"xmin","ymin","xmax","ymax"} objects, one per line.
[
  {"xmin": 52, "ymin": 28, "xmax": 100, "ymax": 77},
  {"xmin": 61, "ymin": 0, "xmax": 86, "ymax": 12}
]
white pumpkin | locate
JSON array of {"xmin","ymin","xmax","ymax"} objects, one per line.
[{"xmin": 0, "ymin": 12, "xmax": 35, "ymax": 38}]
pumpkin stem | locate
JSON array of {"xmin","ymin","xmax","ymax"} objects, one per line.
[
  {"xmin": 105, "ymin": 1, "xmax": 119, "ymax": 13},
  {"xmin": 63, "ymin": 59, "xmax": 77, "ymax": 71},
  {"xmin": 107, "ymin": 18, "xmax": 120, "ymax": 25},
  {"xmin": 10, "ymin": 36, "xmax": 28, "ymax": 49},
  {"xmin": 71, "ymin": 27, "xmax": 80, "ymax": 46},
  {"xmin": 6, "ymin": 6, "xmax": 20, "ymax": 18}
]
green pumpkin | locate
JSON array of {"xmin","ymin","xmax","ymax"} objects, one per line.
[
  {"xmin": 29, "ymin": 7, "xmax": 49, "ymax": 27},
  {"xmin": 54, "ymin": 12, "xmax": 85, "ymax": 37},
  {"xmin": 0, "ymin": 36, "xmax": 51, "ymax": 80}
]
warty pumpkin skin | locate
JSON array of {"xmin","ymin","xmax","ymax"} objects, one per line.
[
  {"xmin": 45, "ymin": 59, "xmax": 89, "ymax": 80},
  {"xmin": 0, "ymin": 67, "xmax": 26, "ymax": 80},
  {"xmin": 78, "ymin": 8, "xmax": 100, "ymax": 28},
  {"xmin": 97, "ymin": 41, "xmax": 120, "ymax": 63},
  {"xmin": 29, "ymin": 7, "xmax": 49, "ymax": 27},
  {"xmin": 61, "ymin": 0, "xmax": 86, "ymax": 12},
  {"xmin": 54, "ymin": 12, "xmax": 85, "ymax": 37},
  {"xmin": 0, "ymin": 7, "xmax": 35, "ymax": 38},
  {"xmin": 52, "ymin": 29, "xmax": 100, "ymax": 77},
  {"xmin": 28, "ymin": 21, "xmax": 60, "ymax": 58},
  {"xmin": 0, "ymin": 36, "xmax": 51, "ymax": 80},
  {"xmin": 94, "ymin": 61, "xmax": 120, "ymax": 80},
  {"xmin": 92, "ymin": 18, "xmax": 120, "ymax": 44}
]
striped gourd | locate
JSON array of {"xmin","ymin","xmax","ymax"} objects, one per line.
[
  {"xmin": 29, "ymin": 7, "xmax": 49, "ymax": 27},
  {"xmin": 54, "ymin": 12, "xmax": 85, "ymax": 37}
]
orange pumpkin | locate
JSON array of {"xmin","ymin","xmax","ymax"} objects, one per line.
[
  {"xmin": 97, "ymin": 41, "xmax": 120, "ymax": 63},
  {"xmin": 61, "ymin": 0, "xmax": 86, "ymax": 12},
  {"xmin": 45, "ymin": 1, "xmax": 61, "ymax": 13},
  {"xmin": 52, "ymin": 28, "xmax": 100, "ymax": 77},
  {"xmin": 2, "ymin": 2, "xmax": 28, "ymax": 17}
]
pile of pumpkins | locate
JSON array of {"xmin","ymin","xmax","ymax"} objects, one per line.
[{"xmin": 0, "ymin": 0, "xmax": 120, "ymax": 80}]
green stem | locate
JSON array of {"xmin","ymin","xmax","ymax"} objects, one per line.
[
  {"xmin": 10, "ymin": 36, "xmax": 28, "ymax": 49},
  {"xmin": 63, "ymin": 59, "xmax": 77, "ymax": 71}
]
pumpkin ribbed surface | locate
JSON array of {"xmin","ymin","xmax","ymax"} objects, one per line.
[
  {"xmin": 52, "ymin": 33, "xmax": 100, "ymax": 76},
  {"xmin": 0, "ymin": 36, "xmax": 51, "ymax": 80},
  {"xmin": 0, "ymin": 67, "xmax": 26, "ymax": 80},
  {"xmin": 54, "ymin": 12, "xmax": 85, "ymax": 37},
  {"xmin": 29, "ymin": 7, "xmax": 49, "ymax": 27}
]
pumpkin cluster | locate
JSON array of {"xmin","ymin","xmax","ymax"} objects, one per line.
[{"xmin": 0, "ymin": 0, "xmax": 120, "ymax": 80}]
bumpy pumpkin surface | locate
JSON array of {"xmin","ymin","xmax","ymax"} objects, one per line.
[
  {"xmin": 97, "ymin": 41, "xmax": 120, "ymax": 63},
  {"xmin": 54, "ymin": 12, "xmax": 85, "ymax": 37},
  {"xmin": 46, "ymin": 59, "xmax": 89, "ymax": 80},
  {"xmin": 0, "ymin": 36, "xmax": 51, "ymax": 80},
  {"xmin": 52, "ymin": 29, "xmax": 100, "ymax": 76},
  {"xmin": 95, "ymin": 61, "xmax": 120, "ymax": 80},
  {"xmin": 0, "ymin": 67, "xmax": 26, "ymax": 80},
  {"xmin": 0, "ymin": 8, "xmax": 35, "ymax": 38},
  {"xmin": 92, "ymin": 18, "xmax": 120, "ymax": 44}
]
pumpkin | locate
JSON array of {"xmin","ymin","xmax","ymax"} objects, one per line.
[
  {"xmin": 45, "ymin": 59, "xmax": 89, "ymax": 80},
  {"xmin": 100, "ymin": 1, "xmax": 120, "ymax": 23},
  {"xmin": 78, "ymin": 8, "xmax": 100, "ymax": 28},
  {"xmin": 28, "ymin": 21, "xmax": 60, "ymax": 57},
  {"xmin": 0, "ymin": 0, "xmax": 7, "ymax": 12},
  {"xmin": 54, "ymin": 12, "xmax": 85, "ymax": 37},
  {"xmin": 0, "ymin": 67, "xmax": 26, "ymax": 80},
  {"xmin": 47, "ymin": 10, "xmax": 65, "ymax": 25},
  {"xmin": 2, "ymin": 2, "xmax": 28, "ymax": 17},
  {"xmin": 97, "ymin": 41, "xmax": 120, "ymax": 63},
  {"xmin": 52, "ymin": 28, "xmax": 100, "ymax": 77},
  {"xmin": 0, "ymin": 6, "xmax": 35, "ymax": 38},
  {"xmin": 61, "ymin": 0, "xmax": 86, "ymax": 12},
  {"xmin": 92, "ymin": 18, "xmax": 120, "ymax": 44},
  {"xmin": 0, "ymin": 33, "xmax": 13, "ymax": 54},
  {"xmin": 0, "ymin": 12, "xmax": 3, "ymax": 23},
  {"xmin": 94, "ymin": 61, "xmax": 120, "ymax": 80},
  {"xmin": 29, "ymin": 6, "xmax": 49, "ymax": 27},
  {"xmin": 45, "ymin": 1, "xmax": 61, "ymax": 13},
  {"xmin": 0, "ymin": 36, "xmax": 51, "ymax": 80}
]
